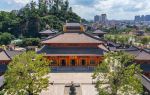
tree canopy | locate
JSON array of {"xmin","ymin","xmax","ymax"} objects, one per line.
[
  {"xmin": 3, "ymin": 52, "xmax": 50, "ymax": 95},
  {"xmin": 16, "ymin": 38, "xmax": 41, "ymax": 47},
  {"xmin": 0, "ymin": 32, "xmax": 14, "ymax": 45},
  {"xmin": 93, "ymin": 52, "xmax": 143, "ymax": 95},
  {"xmin": 0, "ymin": 0, "xmax": 85, "ymax": 38}
]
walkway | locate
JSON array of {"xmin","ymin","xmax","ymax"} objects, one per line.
[{"xmin": 40, "ymin": 73, "xmax": 98, "ymax": 95}]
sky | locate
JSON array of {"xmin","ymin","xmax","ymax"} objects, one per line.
[{"xmin": 0, "ymin": 0, "xmax": 150, "ymax": 20}]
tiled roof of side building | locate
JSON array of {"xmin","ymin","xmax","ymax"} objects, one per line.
[
  {"xmin": 39, "ymin": 29, "xmax": 57, "ymax": 34},
  {"xmin": 42, "ymin": 32, "xmax": 105, "ymax": 44},
  {"xmin": 125, "ymin": 50, "xmax": 141, "ymax": 57},
  {"xmin": 135, "ymin": 51, "xmax": 150, "ymax": 61},
  {"xmin": 120, "ymin": 46, "xmax": 141, "ymax": 56},
  {"xmin": 5, "ymin": 50, "xmax": 23, "ymax": 59},
  {"xmin": 107, "ymin": 41, "xmax": 121, "ymax": 47},
  {"xmin": 0, "ymin": 51, "xmax": 11, "ymax": 61},
  {"xmin": 37, "ymin": 45, "xmax": 105, "ymax": 56},
  {"xmin": 93, "ymin": 30, "xmax": 107, "ymax": 34}
]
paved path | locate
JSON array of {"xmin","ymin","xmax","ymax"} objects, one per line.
[{"xmin": 40, "ymin": 73, "xmax": 98, "ymax": 95}]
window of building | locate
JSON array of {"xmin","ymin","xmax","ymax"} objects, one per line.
[
  {"xmin": 90, "ymin": 60, "xmax": 96, "ymax": 65},
  {"xmin": 61, "ymin": 59, "xmax": 66, "ymax": 66},
  {"xmin": 71, "ymin": 59, "xmax": 76, "ymax": 66},
  {"xmin": 81, "ymin": 59, "xmax": 86, "ymax": 66}
]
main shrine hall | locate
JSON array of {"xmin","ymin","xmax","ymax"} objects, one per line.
[{"xmin": 38, "ymin": 23, "xmax": 108, "ymax": 67}]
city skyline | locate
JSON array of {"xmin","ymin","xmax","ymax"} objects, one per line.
[{"xmin": 1, "ymin": 0, "xmax": 150, "ymax": 20}]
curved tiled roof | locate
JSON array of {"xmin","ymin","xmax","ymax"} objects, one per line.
[
  {"xmin": 37, "ymin": 45, "xmax": 104, "ymax": 56},
  {"xmin": 0, "ymin": 51, "xmax": 11, "ymax": 61},
  {"xmin": 39, "ymin": 29, "xmax": 57, "ymax": 34},
  {"xmin": 93, "ymin": 30, "xmax": 107, "ymax": 34},
  {"xmin": 135, "ymin": 51, "xmax": 150, "ymax": 61},
  {"xmin": 42, "ymin": 32, "xmax": 104, "ymax": 44},
  {"xmin": 5, "ymin": 50, "xmax": 23, "ymax": 59}
]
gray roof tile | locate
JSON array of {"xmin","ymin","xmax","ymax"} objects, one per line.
[
  {"xmin": 5, "ymin": 50, "xmax": 23, "ymax": 58},
  {"xmin": 42, "ymin": 32, "xmax": 104, "ymax": 44},
  {"xmin": 135, "ymin": 51, "xmax": 150, "ymax": 60},
  {"xmin": 37, "ymin": 45, "xmax": 104, "ymax": 56},
  {"xmin": 0, "ymin": 51, "xmax": 11, "ymax": 61}
]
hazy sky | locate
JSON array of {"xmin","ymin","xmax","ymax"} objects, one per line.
[{"xmin": 0, "ymin": 0, "xmax": 150, "ymax": 20}]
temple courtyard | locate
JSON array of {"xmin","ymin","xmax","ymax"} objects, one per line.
[{"xmin": 40, "ymin": 73, "xmax": 98, "ymax": 95}]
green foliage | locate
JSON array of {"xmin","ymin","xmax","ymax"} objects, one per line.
[
  {"xmin": 93, "ymin": 52, "xmax": 143, "ymax": 95},
  {"xmin": 104, "ymin": 34, "xmax": 135, "ymax": 46},
  {"xmin": 145, "ymin": 27, "xmax": 150, "ymax": 33},
  {"xmin": 140, "ymin": 36, "xmax": 150, "ymax": 45},
  {"xmin": 0, "ymin": 32, "xmax": 14, "ymax": 45},
  {"xmin": 17, "ymin": 38, "xmax": 40, "ymax": 47},
  {"xmin": 4, "ymin": 51, "xmax": 50, "ymax": 95},
  {"xmin": 105, "ymin": 33, "xmax": 150, "ymax": 46},
  {"xmin": 0, "ymin": 11, "xmax": 21, "ymax": 37},
  {"xmin": 40, "ymin": 15, "xmax": 63, "ymax": 31},
  {"xmin": 0, "ymin": 0, "xmax": 84, "ymax": 38},
  {"xmin": 105, "ymin": 27, "xmax": 133, "ymax": 34}
]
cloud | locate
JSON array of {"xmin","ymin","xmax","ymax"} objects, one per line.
[
  {"xmin": 71, "ymin": 0, "xmax": 150, "ymax": 20},
  {"xmin": 0, "ymin": 0, "xmax": 32, "ymax": 11},
  {"xmin": 94, "ymin": 0, "xmax": 149, "ymax": 12},
  {"xmin": 1, "ymin": 0, "xmax": 150, "ymax": 20},
  {"xmin": 3, "ymin": 0, "xmax": 31, "ymax": 5},
  {"xmin": 71, "ymin": 5, "xmax": 99, "ymax": 20},
  {"xmin": 70, "ymin": 0, "xmax": 96, "ymax": 7}
]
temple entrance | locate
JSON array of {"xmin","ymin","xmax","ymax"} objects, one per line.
[
  {"xmin": 71, "ymin": 59, "xmax": 76, "ymax": 66},
  {"xmin": 81, "ymin": 59, "xmax": 86, "ymax": 66},
  {"xmin": 61, "ymin": 59, "xmax": 66, "ymax": 66}
]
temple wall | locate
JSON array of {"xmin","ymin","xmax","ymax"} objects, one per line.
[
  {"xmin": 135, "ymin": 60, "xmax": 150, "ymax": 64},
  {"xmin": 0, "ymin": 61, "xmax": 10, "ymax": 64},
  {"xmin": 44, "ymin": 56, "xmax": 103, "ymax": 67}
]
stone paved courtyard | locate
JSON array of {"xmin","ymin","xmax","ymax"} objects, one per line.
[{"xmin": 40, "ymin": 73, "xmax": 98, "ymax": 95}]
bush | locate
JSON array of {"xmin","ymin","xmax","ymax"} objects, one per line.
[
  {"xmin": 18, "ymin": 38, "xmax": 40, "ymax": 47},
  {"xmin": 0, "ymin": 32, "xmax": 14, "ymax": 45}
]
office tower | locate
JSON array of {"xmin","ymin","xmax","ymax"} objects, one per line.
[
  {"xmin": 94, "ymin": 15, "xmax": 100, "ymax": 22},
  {"xmin": 101, "ymin": 14, "xmax": 107, "ymax": 24}
]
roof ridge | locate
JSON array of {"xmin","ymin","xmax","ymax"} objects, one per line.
[
  {"xmin": 83, "ymin": 32, "xmax": 106, "ymax": 42},
  {"xmin": 41, "ymin": 32, "xmax": 63, "ymax": 42}
]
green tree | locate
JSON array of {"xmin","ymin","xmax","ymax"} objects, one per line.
[
  {"xmin": 93, "ymin": 52, "xmax": 143, "ymax": 95},
  {"xmin": 4, "ymin": 52, "xmax": 50, "ymax": 95},
  {"xmin": 140, "ymin": 36, "xmax": 150, "ymax": 45},
  {"xmin": 0, "ymin": 33, "xmax": 14, "ymax": 45},
  {"xmin": 17, "ymin": 38, "xmax": 40, "ymax": 47},
  {"xmin": 145, "ymin": 28, "xmax": 150, "ymax": 33},
  {"xmin": 0, "ymin": 0, "xmax": 86, "ymax": 38},
  {"xmin": 39, "ymin": 0, "xmax": 48, "ymax": 16}
]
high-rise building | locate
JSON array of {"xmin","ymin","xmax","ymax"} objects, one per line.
[
  {"xmin": 94, "ymin": 15, "xmax": 100, "ymax": 22},
  {"xmin": 94, "ymin": 14, "xmax": 107, "ymax": 24},
  {"xmin": 135, "ymin": 15, "xmax": 150, "ymax": 22},
  {"xmin": 135, "ymin": 15, "xmax": 141, "ymax": 22},
  {"xmin": 141, "ymin": 15, "xmax": 145, "ymax": 21},
  {"xmin": 145, "ymin": 15, "xmax": 150, "ymax": 21},
  {"xmin": 101, "ymin": 14, "xmax": 107, "ymax": 23}
]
